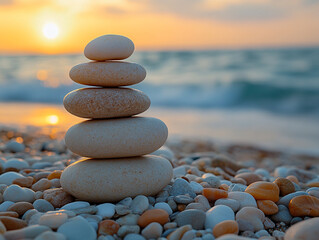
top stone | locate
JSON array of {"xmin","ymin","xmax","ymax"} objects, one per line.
[{"xmin": 84, "ymin": 35, "xmax": 134, "ymax": 61}]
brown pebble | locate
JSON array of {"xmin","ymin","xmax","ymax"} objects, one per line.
[
  {"xmin": 0, "ymin": 216, "xmax": 27, "ymax": 230},
  {"xmin": 7, "ymin": 202, "xmax": 34, "ymax": 217},
  {"xmin": 98, "ymin": 220, "xmax": 120, "ymax": 235},
  {"xmin": 257, "ymin": 200, "xmax": 278, "ymax": 215},
  {"xmin": 200, "ymin": 182, "xmax": 211, "ymax": 188},
  {"xmin": 43, "ymin": 188, "xmax": 74, "ymax": 208},
  {"xmin": 12, "ymin": 176, "xmax": 34, "ymax": 188},
  {"xmin": 177, "ymin": 204, "xmax": 186, "ymax": 212},
  {"xmin": 0, "ymin": 212, "xmax": 19, "ymax": 218},
  {"xmin": 286, "ymin": 175, "xmax": 299, "ymax": 184},
  {"xmin": 235, "ymin": 173, "xmax": 263, "ymax": 185},
  {"xmin": 32, "ymin": 178, "xmax": 51, "ymax": 191},
  {"xmin": 274, "ymin": 177, "xmax": 295, "ymax": 196},
  {"xmin": 211, "ymin": 155, "xmax": 243, "ymax": 171},
  {"xmin": 231, "ymin": 177, "xmax": 247, "ymax": 185}
]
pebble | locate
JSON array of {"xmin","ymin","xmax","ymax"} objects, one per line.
[
  {"xmin": 205, "ymin": 205, "xmax": 235, "ymax": 229},
  {"xmin": 255, "ymin": 229, "xmax": 270, "ymax": 238},
  {"xmin": 285, "ymin": 217, "xmax": 319, "ymax": 240},
  {"xmin": 98, "ymin": 219, "xmax": 120, "ymax": 235},
  {"xmin": 5, "ymin": 141, "xmax": 25, "ymax": 153},
  {"xmin": 202, "ymin": 188, "xmax": 228, "ymax": 201},
  {"xmin": 0, "ymin": 172, "xmax": 24, "ymax": 185},
  {"xmin": 32, "ymin": 178, "xmax": 51, "ymax": 191},
  {"xmin": 170, "ymin": 178, "xmax": 196, "ymax": 198},
  {"xmin": 115, "ymin": 204, "xmax": 131, "ymax": 215},
  {"xmin": 215, "ymin": 198, "xmax": 240, "ymax": 212},
  {"xmin": 202, "ymin": 175, "xmax": 221, "ymax": 188},
  {"xmin": 0, "ymin": 211, "xmax": 19, "ymax": 217},
  {"xmin": 256, "ymin": 200, "xmax": 278, "ymax": 215},
  {"xmin": 64, "ymin": 88, "xmax": 150, "ymax": 119},
  {"xmin": 47, "ymin": 170, "xmax": 63, "ymax": 180},
  {"xmin": 61, "ymin": 156, "xmax": 172, "ymax": 202},
  {"xmin": 173, "ymin": 166, "xmax": 187, "ymax": 178},
  {"xmin": 277, "ymin": 191, "xmax": 308, "ymax": 207},
  {"xmin": 116, "ymin": 214, "xmax": 140, "ymax": 226},
  {"xmin": 167, "ymin": 225, "xmax": 192, "ymax": 240},
  {"xmin": 228, "ymin": 183, "xmax": 247, "ymax": 192},
  {"xmin": 236, "ymin": 207, "xmax": 265, "ymax": 232},
  {"xmin": 181, "ymin": 229, "xmax": 196, "ymax": 240},
  {"xmin": 35, "ymin": 231, "xmax": 66, "ymax": 240},
  {"xmin": 263, "ymin": 217, "xmax": 275, "ymax": 229},
  {"xmin": 43, "ymin": 188, "xmax": 74, "ymax": 208},
  {"xmin": 57, "ymin": 216, "xmax": 96, "ymax": 240},
  {"xmin": 70, "ymin": 205, "xmax": 97, "ymax": 215},
  {"xmin": 39, "ymin": 212, "xmax": 68, "ymax": 229},
  {"xmin": 84, "ymin": 34, "xmax": 134, "ymax": 61},
  {"xmin": 141, "ymin": 222, "xmax": 163, "ymax": 239},
  {"xmin": 228, "ymin": 192, "xmax": 257, "ymax": 209},
  {"xmin": 4, "ymin": 225, "xmax": 51, "ymax": 240},
  {"xmin": 270, "ymin": 205, "xmax": 292, "ymax": 224},
  {"xmin": 3, "ymin": 158, "xmax": 29, "ymax": 171},
  {"xmin": 12, "ymin": 176, "xmax": 34, "ymax": 188},
  {"xmin": 33, "ymin": 199, "xmax": 54, "ymax": 212},
  {"xmin": 7, "ymin": 202, "xmax": 34, "ymax": 216},
  {"xmin": 194, "ymin": 195, "xmax": 211, "ymax": 211},
  {"xmin": 61, "ymin": 201, "xmax": 90, "ymax": 210},
  {"xmin": 131, "ymin": 195, "xmax": 149, "ymax": 214},
  {"xmin": 154, "ymin": 202, "xmax": 173, "ymax": 215},
  {"xmin": 273, "ymin": 177, "xmax": 295, "ymax": 196},
  {"xmin": 0, "ymin": 201, "xmax": 14, "ymax": 211},
  {"xmin": 118, "ymin": 197, "xmax": 133, "ymax": 206},
  {"xmin": 213, "ymin": 220, "xmax": 239, "ymax": 238},
  {"xmin": 176, "ymin": 209, "xmax": 206, "ymax": 230},
  {"xmin": 3, "ymin": 184, "xmax": 35, "ymax": 203},
  {"xmin": 69, "ymin": 61, "xmax": 146, "ymax": 87},
  {"xmin": 0, "ymin": 221, "xmax": 5, "ymax": 234},
  {"xmin": 124, "ymin": 233, "xmax": 145, "ymax": 240},
  {"xmin": 97, "ymin": 203, "xmax": 115, "ymax": 218},
  {"xmin": 174, "ymin": 195, "xmax": 194, "ymax": 204},
  {"xmin": 235, "ymin": 172, "xmax": 263, "ymax": 185},
  {"xmin": 289, "ymin": 195, "xmax": 319, "ymax": 217},
  {"xmin": 0, "ymin": 216, "xmax": 27, "ymax": 230},
  {"xmin": 245, "ymin": 181, "xmax": 279, "ymax": 202},
  {"xmin": 189, "ymin": 181, "xmax": 204, "ymax": 194},
  {"xmin": 138, "ymin": 209, "xmax": 169, "ymax": 228},
  {"xmin": 117, "ymin": 225, "xmax": 140, "ymax": 238}
]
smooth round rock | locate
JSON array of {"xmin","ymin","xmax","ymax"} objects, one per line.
[
  {"xmin": 84, "ymin": 35, "xmax": 134, "ymax": 61},
  {"xmin": 69, "ymin": 61, "xmax": 146, "ymax": 87},
  {"xmin": 64, "ymin": 88, "xmax": 150, "ymax": 119},
  {"xmin": 61, "ymin": 156, "xmax": 173, "ymax": 202},
  {"xmin": 285, "ymin": 217, "xmax": 319, "ymax": 240},
  {"xmin": 65, "ymin": 117, "xmax": 168, "ymax": 158}
]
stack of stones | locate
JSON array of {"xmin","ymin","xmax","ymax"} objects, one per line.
[{"xmin": 60, "ymin": 34, "xmax": 173, "ymax": 202}]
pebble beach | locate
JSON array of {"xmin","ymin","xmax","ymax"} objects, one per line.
[{"xmin": 0, "ymin": 125, "xmax": 318, "ymax": 240}]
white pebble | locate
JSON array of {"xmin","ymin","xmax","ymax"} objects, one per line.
[
  {"xmin": 0, "ymin": 172, "xmax": 24, "ymax": 185},
  {"xmin": 131, "ymin": 195, "xmax": 149, "ymax": 214},
  {"xmin": 141, "ymin": 222, "xmax": 163, "ymax": 239},
  {"xmin": 228, "ymin": 192, "xmax": 257, "ymax": 209},
  {"xmin": 3, "ymin": 184, "xmax": 35, "ymax": 203},
  {"xmin": 39, "ymin": 212, "xmax": 68, "ymax": 229},
  {"xmin": 4, "ymin": 158, "xmax": 29, "ymax": 170},
  {"xmin": 57, "ymin": 216, "xmax": 96, "ymax": 240},
  {"xmin": 205, "ymin": 205, "xmax": 235, "ymax": 229},
  {"xmin": 96, "ymin": 203, "xmax": 115, "ymax": 218},
  {"xmin": 189, "ymin": 181, "xmax": 203, "ymax": 194},
  {"xmin": 0, "ymin": 201, "xmax": 14, "ymax": 211},
  {"xmin": 61, "ymin": 201, "xmax": 90, "ymax": 210}
]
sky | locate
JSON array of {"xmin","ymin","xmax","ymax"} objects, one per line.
[{"xmin": 0, "ymin": 0, "xmax": 319, "ymax": 53}]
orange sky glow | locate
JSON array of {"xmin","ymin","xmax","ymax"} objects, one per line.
[{"xmin": 0, "ymin": 0, "xmax": 319, "ymax": 54}]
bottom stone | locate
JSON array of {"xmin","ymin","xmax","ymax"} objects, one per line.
[{"xmin": 60, "ymin": 155, "xmax": 173, "ymax": 202}]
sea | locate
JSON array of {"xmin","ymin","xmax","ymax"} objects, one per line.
[{"xmin": 0, "ymin": 47, "xmax": 319, "ymax": 154}]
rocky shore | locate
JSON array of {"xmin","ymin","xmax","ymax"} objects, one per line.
[{"xmin": 0, "ymin": 125, "xmax": 319, "ymax": 240}]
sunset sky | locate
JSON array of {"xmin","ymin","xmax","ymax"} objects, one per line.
[{"xmin": 0, "ymin": 0, "xmax": 319, "ymax": 54}]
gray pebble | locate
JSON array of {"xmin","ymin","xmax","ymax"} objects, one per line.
[
  {"xmin": 115, "ymin": 204, "xmax": 131, "ymax": 216},
  {"xmin": 202, "ymin": 233, "xmax": 214, "ymax": 240},
  {"xmin": 255, "ymin": 230, "xmax": 270, "ymax": 238},
  {"xmin": 118, "ymin": 197, "xmax": 132, "ymax": 207},
  {"xmin": 277, "ymin": 191, "xmax": 308, "ymax": 207},
  {"xmin": 169, "ymin": 179, "xmax": 196, "ymax": 198},
  {"xmin": 215, "ymin": 198, "xmax": 240, "ymax": 212},
  {"xmin": 271, "ymin": 205, "xmax": 292, "ymax": 224},
  {"xmin": 202, "ymin": 176, "xmax": 221, "ymax": 188},
  {"xmin": 237, "ymin": 219, "xmax": 255, "ymax": 232},
  {"xmin": 33, "ymin": 199, "xmax": 54, "ymax": 212},
  {"xmin": 162, "ymin": 228, "xmax": 176, "ymax": 237},
  {"xmin": 228, "ymin": 183, "xmax": 247, "ymax": 192},
  {"xmin": 290, "ymin": 217, "xmax": 303, "ymax": 225},
  {"xmin": 117, "ymin": 225, "xmax": 140, "ymax": 238},
  {"xmin": 5, "ymin": 140, "xmax": 25, "ymax": 153},
  {"xmin": 167, "ymin": 198, "xmax": 177, "ymax": 212},
  {"xmin": 124, "ymin": 234, "xmax": 145, "ymax": 240},
  {"xmin": 116, "ymin": 214, "xmax": 139, "ymax": 226},
  {"xmin": 174, "ymin": 195, "xmax": 194, "ymax": 204},
  {"xmin": 176, "ymin": 209, "xmax": 206, "ymax": 230},
  {"xmin": 131, "ymin": 195, "xmax": 149, "ymax": 214}
]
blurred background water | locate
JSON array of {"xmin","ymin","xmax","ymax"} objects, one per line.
[{"xmin": 0, "ymin": 47, "xmax": 319, "ymax": 154}]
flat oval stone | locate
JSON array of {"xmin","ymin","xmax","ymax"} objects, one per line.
[
  {"xmin": 65, "ymin": 117, "xmax": 168, "ymax": 158},
  {"xmin": 69, "ymin": 61, "xmax": 146, "ymax": 87},
  {"xmin": 63, "ymin": 88, "xmax": 150, "ymax": 119},
  {"xmin": 84, "ymin": 35, "xmax": 134, "ymax": 61},
  {"xmin": 60, "ymin": 156, "xmax": 173, "ymax": 202}
]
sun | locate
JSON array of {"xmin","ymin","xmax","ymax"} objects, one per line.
[
  {"xmin": 42, "ymin": 22, "xmax": 59, "ymax": 39},
  {"xmin": 46, "ymin": 115, "xmax": 59, "ymax": 125}
]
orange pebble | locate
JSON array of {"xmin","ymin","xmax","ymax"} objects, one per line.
[
  {"xmin": 177, "ymin": 204, "xmax": 186, "ymax": 212},
  {"xmin": 245, "ymin": 181, "xmax": 279, "ymax": 202},
  {"xmin": 12, "ymin": 176, "xmax": 34, "ymax": 188},
  {"xmin": 257, "ymin": 200, "xmax": 278, "ymax": 215},
  {"xmin": 47, "ymin": 170, "xmax": 63, "ymax": 180},
  {"xmin": 286, "ymin": 175, "xmax": 299, "ymax": 184},
  {"xmin": 213, "ymin": 220, "xmax": 239, "ymax": 238},
  {"xmin": 0, "ymin": 216, "xmax": 27, "ymax": 230},
  {"xmin": 138, "ymin": 209, "xmax": 169, "ymax": 228},
  {"xmin": 202, "ymin": 188, "xmax": 228, "ymax": 201},
  {"xmin": 289, "ymin": 195, "xmax": 319, "ymax": 217},
  {"xmin": 0, "ymin": 212, "xmax": 19, "ymax": 218},
  {"xmin": 219, "ymin": 184, "xmax": 229, "ymax": 191},
  {"xmin": 274, "ymin": 177, "xmax": 295, "ymax": 196},
  {"xmin": 98, "ymin": 220, "xmax": 120, "ymax": 235}
]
